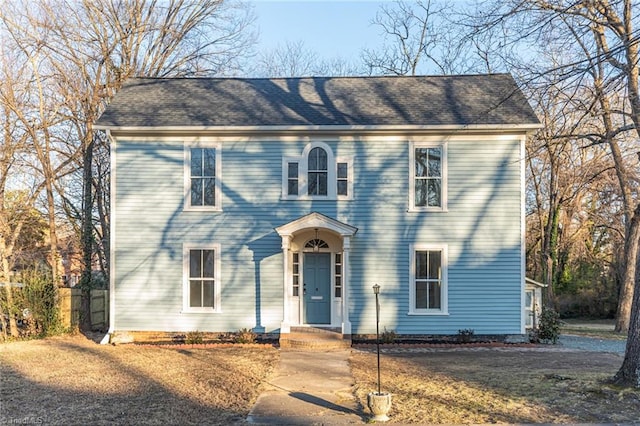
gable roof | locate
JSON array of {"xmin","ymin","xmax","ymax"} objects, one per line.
[{"xmin": 95, "ymin": 74, "xmax": 540, "ymax": 131}]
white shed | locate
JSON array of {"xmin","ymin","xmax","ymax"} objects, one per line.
[{"xmin": 525, "ymin": 278, "xmax": 547, "ymax": 329}]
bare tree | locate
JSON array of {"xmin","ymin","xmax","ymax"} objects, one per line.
[
  {"xmin": 253, "ymin": 40, "xmax": 364, "ymax": 77},
  {"xmin": 473, "ymin": 0, "xmax": 640, "ymax": 387},
  {"xmin": 1, "ymin": 0, "xmax": 256, "ymax": 329},
  {"xmin": 362, "ymin": 0, "xmax": 460, "ymax": 75}
]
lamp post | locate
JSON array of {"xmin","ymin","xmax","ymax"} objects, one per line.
[
  {"xmin": 373, "ymin": 283, "xmax": 381, "ymax": 395},
  {"xmin": 367, "ymin": 283, "xmax": 391, "ymax": 422}
]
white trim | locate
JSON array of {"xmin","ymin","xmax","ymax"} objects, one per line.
[
  {"xmin": 409, "ymin": 141, "xmax": 448, "ymax": 212},
  {"xmin": 182, "ymin": 243, "xmax": 222, "ymax": 313},
  {"xmin": 96, "ymin": 123, "xmax": 543, "ymax": 134},
  {"xmin": 107, "ymin": 130, "xmax": 116, "ymax": 338},
  {"xmin": 335, "ymin": 156, "xmax": 354, "ymax": 200},
  {"xmin": 183, "ymin": 141, "xmax": 222, "ymax": 212},
  {"xmin": 281, "ymin": 141, "xmax": 352, "ymax": 201},
  {"xmin": 409, "ymin": 244, "xmax": 448, "ymax": 315},
  {"xmin": 520, "ymin": 134, "xmax": 527, "ymax": 334}
]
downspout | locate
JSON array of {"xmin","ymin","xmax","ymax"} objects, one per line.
[{"xmin": 101, "ymin": 129, "xmax": 116, "ymax": 344}]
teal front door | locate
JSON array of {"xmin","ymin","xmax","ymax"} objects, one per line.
[{"xmin": 303, "ymin": 253, "xmax": 331, "ymax": 324}]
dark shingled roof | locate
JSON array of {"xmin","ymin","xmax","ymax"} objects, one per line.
[{"xmin": 95, "ymin": 74, "xmax": 539, "ymax": 129}]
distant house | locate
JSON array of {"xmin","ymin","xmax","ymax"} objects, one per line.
[{"xmin": 95, "ymin": 74, "xmax": 540, "ymax": 342}]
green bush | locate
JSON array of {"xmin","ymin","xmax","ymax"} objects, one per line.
[
  {"xmin": 530, "ymin": 308, "xmax": 562, "ymax": 344},
  {"xmin": 1, "ymin": 269, "xmax": 64, "ymax": 338},
  {"xmin": 185, "ymin": 330, "xmax": 204, "ymax": 344}
]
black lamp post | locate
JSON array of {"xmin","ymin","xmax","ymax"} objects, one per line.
[{"xmin": 373, "ymin": 283, "xmax": 381, "ymax": 395}]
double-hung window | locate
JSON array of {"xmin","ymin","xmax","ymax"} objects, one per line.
[
  {"xmin": 183, "ymin": 244, "xmax": 221, "ymax": 312},
  {"xmin": 410, "ymin": 141, "xmax": 447, "ymax": 211},
  {"xmin": 185, "ymin": 142, "xmax": 221, "ymax": 211},
  {"xmin": 409, "ymin": 244, "xmax": 448, "ymax": 315},
  {"xmin": 282, "ymin": 142, "xmax": 352, "ymax": 200}
]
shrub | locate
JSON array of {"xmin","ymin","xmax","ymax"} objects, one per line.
[
  {"xmin": 380, "ymin": 327, "xmax": 397, "ymax": 344},
  {"xmin": 457, "ymin": 328, "xmax": 475, "ymax": 343},
  {"xmin": 530, "ymin": 308, "xmax": 562, "ymax": 344},
  {"xmin": 185, "ymin": 330, "xmax": 204, "ymax": 344},
  {"xmin": 8, "ymin": 269, "xmax": 64, "ymax": 338},
  {"xmin": 234, "ymin": 328, "xmax": 257, "ymax": 344}
]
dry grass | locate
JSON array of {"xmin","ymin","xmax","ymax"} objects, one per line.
[
  {"xmin": 3, "ymin": 333, "xmax": 640, "ymax": 425},
  {"xmin": 351, "ymin": 349, "xmax": 640, "ymax": 424},
  {"xmin": 0, "ymin": 334, "xmax": 279, "ymax": 425},
  {"xmin": 561, "ymin": 319, "xmax": 627, "ymax": 340}
]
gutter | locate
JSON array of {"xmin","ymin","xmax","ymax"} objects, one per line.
[{"xmin": 94, "ymin": 123, "xmax": 543, "ymax": 137}]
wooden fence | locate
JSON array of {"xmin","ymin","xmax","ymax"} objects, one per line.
[{"xmin": 58, "ymin": 288, "xmax": 109, "ymax": 330}]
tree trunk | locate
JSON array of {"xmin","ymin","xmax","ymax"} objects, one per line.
[
  {"xmin": 615, "ymin": 226, "xmax": 638, "ymax": 332},
  {"xmin": 613, "ymin": 203, "xmax": 640, "ymax": 386},
  {"xmin": 80, "ymin": 134, "xmax": 94, "ymax": 331}
]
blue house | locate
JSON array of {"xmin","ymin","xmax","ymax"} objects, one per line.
[{"xmin": 95, "ymin": 75, "xmax": 540, "ymax": 343}]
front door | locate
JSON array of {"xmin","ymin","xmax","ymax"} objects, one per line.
[{"xmin": 303, "ymin": 253, "xmax": 331, "ymax": 324}]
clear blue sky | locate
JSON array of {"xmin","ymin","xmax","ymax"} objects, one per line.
[{"xmin": 252, "ymin": 1, "xmax": 386, "ymax": 60}]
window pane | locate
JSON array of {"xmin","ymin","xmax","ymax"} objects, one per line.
[
  {"xmin": 204, "ymin": 178, "xmax": 216, "ymax": 206},
  {"xmin": 288, "ymin": 162, "xmax": 298, "ymax": 178},
  {"xmin": 308, "ymin": 173, "xmax": 318, "ymax": 195},
  {"xmin": 415, "ymin": 148, "xmax": 429, "ymax": 177},
  {"xmin": 337, "ymin": 180, "xmax": 347, "ymax": 196},
  {"xmin": 288, "ymin": 179, "xmax": 298, "ymax": 195},
  {"xmin": 203, "ymin": 250, "xmax": 215, "ymax": 277},
  {"xmin": 308, "ymin": 148, "xmax": 319, "ymax": 170},
  {"xmin": 335, "ymin": 276, "xmax": 341, "ymax": 286},
  {"xmin": 415, "ymin": 180, "xmax": 427, "ymax": 207},
  {"xmin": 293, "ymin": 263, "xmax": 299, "ymax": 274},
  {"xmin": 428, "ymin": 147, "xmax": 441, "ymax": 177},
  {"xmin": 191, "ymin": 148, "xmax": 203, "ymax": 176},
  {"xmin": 190, "ymin": 250, "xmax": 202, "ymax": 278},
  {"xmin": 335, "ymin": 253, "xmax": 342, "ymax": 263},
  {"xmin": 202, "ymin": 280, "xmax": 215, "ymax": 307},
  {"xmin": 427, "ymin": 179, "xmax": 441, "ymax": 207},
  {"xmin": 203, "ymin": 149, "xmax": 216, "ymax": 176},
  {"xmin": 428, "ymin": 251, "xmax": 441, "ymax": 280},
  {"xmin": 318, "ymin": 148, "xmax": 327, "ymax": 169},
  {"xmin": 415, "ymin": 281, "xmax": 428, "ymax": 309},
  {"xmin": 189, "ymin": 280, "xmax": 202, "ymax": 307},
  {"xmin": 309, "ymin": 147, "xmax": 328, "ymax": 170},
  {"xmin": 337, "ymin": 163, "xmax": 347, "ymax": 179},
  {"xmin": 318, "ymin": 172, "xmax": 327, "ymax": 195},
  {"xmin": 416, "ymin": 251, "xmax": 427, "ymax": 279},
  {"xmin": 191, "ymin": 178, "xmax": 203, "ymax": 206},
  {"xmin": 293, "ymin": 253, "xmax": 299, "ymax": 262},
  {"xmin": 429, "ymin": 281, "xmax": 441, "ymax": 309}
]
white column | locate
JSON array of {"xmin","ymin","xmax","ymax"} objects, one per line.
[
  {"xmin": 280, "ymin": 235, "xmax": 291, "ymax": 333},
  {"xmin": 342, "ymin": 236, "xmax": 352, "ymax": 335}
]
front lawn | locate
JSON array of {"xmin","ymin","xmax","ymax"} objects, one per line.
[{"xmin": 0, "ymin": 334, "xmax": 279, "ymax": 425}]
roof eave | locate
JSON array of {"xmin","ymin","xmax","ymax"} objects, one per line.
[{"xmin": 95, "ymin": 123, "xmax": 543, "ymax": 136}]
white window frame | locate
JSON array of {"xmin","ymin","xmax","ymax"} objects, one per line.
[
  {"xmin": 182, "ymin": 243, "xmax": 222, "ymax": 313},
  {"xmin": 281, "ymin": 141, "xmax": 353, "ymax": 200},
  {"xmin": 409, "ymin": 243, "xmax": 448, "ymax": 315},
  {"xmin": 184, "ymin": 141, "xmax": 222, "ymax": 211},
  {"xmin": 409, "ymin": 141, "xmax": 447, "ymax": 212}
]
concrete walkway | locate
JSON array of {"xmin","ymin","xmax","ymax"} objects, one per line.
[{"xmin": 246, "ymin": 349, "xmax": 365, "ymax": 425}]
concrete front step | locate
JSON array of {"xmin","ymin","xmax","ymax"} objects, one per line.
[{"xmin": 280, "ymin": 327, "xmax": 352, "ymax": 350}]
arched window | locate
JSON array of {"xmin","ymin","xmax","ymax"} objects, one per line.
[
  {"xmin": 305, "ymin": 239, "xmax": 329, "ymax": 249},
  {"xmin": 307, "ymin": 147, "xmax": 328, "ymax": 195},
  {"xmin": 282, "ymin": 142, "xmax": 353, "ymax": 200}
]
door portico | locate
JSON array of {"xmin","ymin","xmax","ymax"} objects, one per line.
[{"xmin": 275, "ymin": 212, "xmax": 358, "ymax": 335}]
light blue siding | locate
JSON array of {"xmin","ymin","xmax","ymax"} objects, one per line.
[{"xmin": 113, "ymin": 137, "xmax": 523, "ymax": 334}]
